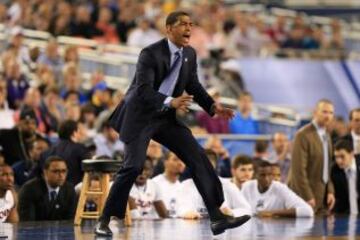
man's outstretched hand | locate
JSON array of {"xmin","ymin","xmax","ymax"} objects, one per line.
[{"xmin": 213, "ymin": 103, "xmax": 235, "ymax": 120}]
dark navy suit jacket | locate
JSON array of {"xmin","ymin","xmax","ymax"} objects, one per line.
[
  {"xmin": 109, "ymin": 38, "xmax": 215, "ymax": 142},
  {"xmin": 331, "ymin": 155, "xmax": 360, "ymax": 214}
]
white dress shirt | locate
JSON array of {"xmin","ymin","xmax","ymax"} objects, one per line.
[
  {"xmin": 241, "ymin": 180, "xmax": 314, "ymax": 217},
  {"xmin": 345, "ymin": 158, "xmax": 358, "ymax": 215}
]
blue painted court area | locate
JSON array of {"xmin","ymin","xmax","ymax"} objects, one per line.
[{"xmin": 0, "ymin": 216, "xmax": 359, "ymax": 239}]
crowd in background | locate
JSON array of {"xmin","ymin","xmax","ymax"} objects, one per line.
[
  {"xmin": 0, "ymin": 0, "xmax": 345, "ymax": 59},
  {"xmin": 0, "ymin": 0, "xmax": 357, "ymax": 227}
]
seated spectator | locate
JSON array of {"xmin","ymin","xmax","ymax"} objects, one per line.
[
  {"xmin": 271, "ymin": 163, "xmax": 281, "ymax": 182},
  {"xmin": 16, "ymin": 87, "xmax": 47, "ymax": 133},
  {"xmin": 94, "ymin": 121, "xmax": 124, "ymax": 158},
  {"xmin": 241, "ymin": 161, "xmax": 313, "ymax": 218},
  {"xmin": 177, "ymin": 157, "xmax": 252, "ymax": 219},
  {"xmin": 90, "ymin": 82, "xmax": 112, "ymax": 116},
  {"xmin": 95, "ymin": 7, "xmax": 119, "ymax": 44},
  {"xmin": 331, "ymin": 139, "xmax": 360, "ymax": 215},
  {"xmin": 128, "ymin": 158, "xmax": 168, "ymax": 219},
  {"xmin": 95, "ymin": 90, "xmax": 124, "ymax": 131},
  {"xmin": 49, "ymin": 14, "xmax": 71, "ymax": 37},
  {"xmin": 40, "ymin": 86, "xmax": 64, "ymax": 134},
  {"xmin": 2, "ymin": 26, "xmax": 30, "ymax": 69},
  {"xmin": 281, "ymin": 27, "xmax": 305, "ymax": 49},
  {"xmin": 205, "ymin": 136, "xmax": 231, "ymax": 177},
  {"xmin": 152, "ymin": 152, "xmax": 185, "ymax": 218},
  {"xmin": 37, "ymin": 39, "xmax": 64, "ymax": 80},
  {"xmin": 127, "ymin": 17, "xmax": 162, "ymax": 48},
  {"xmin": 64, "ymin": 90, "xmax": 81, "ymax": 106},
  {"xmin": 63, "ymin": 46, "xmax": 79, "ymax": 67},
  {"xmin": 196, "ymin": 88, "xmax": 229, "ymax": 134},
  {"xmin": 70, "ymin": 5, "xmax": 102, "ymax": 39},
  {"xmin": 229, "ymin": 91, "xmax": 259, "ymax": 134},
  {"xmin": 5, "ymin": 58, "xmax": 29, "ymax": 109},
  {"xmin": 253, "ymin": 139, "xmax": 270, "ymax": 169},
  {"xmin": 12, "ymin": 136, "xmax": 50, "ymax": 187},
  {"xmin": 0, "ymin": 79, "xmax": 15, "ymax": 129},
  {"xmin": 0, "ymin": 164, "xmax": 18, "ymax": 223},
  {"xmin": 268, "ymin": 132, "xmax": 291, "ymax": 183},
  {"xmin": 64, "ymin": 103, "xmax": 81, "ymax": 122},
  {"xmin": 0, "ymin": 109, "xmax": 37, "ymax": 165},
  {"xmin": 265, "ymin": 15, "xmax": 287, "ymax": 46},
  {"xmin": 80, "ymin": 104, "xmax": 97, "ymax": 137},
  {"xmin": 60, "ymin": 63, "xmax": 87, "ymax": 104},
  {"xmin": 230, "ymin": 155, "xmax": 254, "ymax": 190},
  {"xmin": 18, "ymin": 156, "xmax": 76, "ymax": 221},
  {"xmin": 39, "ymin": 120, "xmax": 92, "ymax": 185},
  {"xmin": 148, "ymin": 140, "xmax": 165, "ymax": 177},
  {"xmin": 116, "ymin": 8, "xmax": 136, "ymax": 43}
]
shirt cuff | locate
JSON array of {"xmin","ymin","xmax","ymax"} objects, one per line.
[{"xmin": 164, "ymin": 97, "xmax": 173, "ymax": 107}]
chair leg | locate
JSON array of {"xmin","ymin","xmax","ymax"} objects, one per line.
[
  {"xmin": 74, "ymin": 173, "xmax": 90, "ymax": 225},
  {"xmin": 124, "ymin": 203, "xmax": 132, "ymax": 226},
  {"xmin": 98, "ymin": 173, "xmax": 110, "ymax": 215}
]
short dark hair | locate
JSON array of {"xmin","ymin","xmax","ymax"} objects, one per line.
[
  {"xmin": 166, "ymin": 11, "xmax": 190, "ymax": 26},
  {"xmin": 231, "ymin": 155, "xmax": 253, "ymax": 169},
  {"xmin": 349, "ymin": 108, "xmax": 360, "ymax": 121},
  {"xmin": 254, "ymin": 140, "xmax": 269, "ymax": 154},
  {"xmin": 43, "ymin": 156, "xmax": 67, "ymax": 170},
  {"xmin": 64, "ymin": 90, "xmax": 80, "ymax": 100},
  {"xmin": 257, "ymin": 160, "xmax": 272, "ymax": 169},
  {"xmin": 58, "ymin": 120, "xmax": 78, "ymax": 140},
  {"xmin": 334, "ymin": 139, "xmax": 353, "ymax": 153}
]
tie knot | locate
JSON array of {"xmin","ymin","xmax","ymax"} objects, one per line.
[
  {"xmin": 175, "ymin": 51, "xmax": 181, "ymax": 58},
  {"xmin": 50, "ymin": 190, "xmax": 57, "ymax": 201}
]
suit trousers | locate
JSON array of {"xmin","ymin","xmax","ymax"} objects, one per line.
[{"xmin": 101, "ymin": 114, "xmax": 224, "ymax": 220}]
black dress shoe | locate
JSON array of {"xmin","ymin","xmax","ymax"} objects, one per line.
[
  {"xmin": 94, "ymin": 221, "xmax": 113, "ymax": 236},
  {"xmin": 210, "ymin": 214, "xmax": 251, "ymax": 235}
]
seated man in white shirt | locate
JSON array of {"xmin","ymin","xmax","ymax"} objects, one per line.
[
  {"xmin": 177, "ymin": 149, "xmax": 252, "ymax": 219},
  {"xmin": 230, "ymin": 155, "xmax": 254, "ymax": 190},
  {"xmin": 152, "ymin": 151, "xmax": 185, "ymax": 218},
  {"xmin": 128, "ymin": 157, "xmax": 168, "ymax": 219},
  {"xmin": 241, "ymin": 161, "xmax": 313, "ymax": 218}
]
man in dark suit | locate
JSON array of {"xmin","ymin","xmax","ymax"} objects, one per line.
[
  {"xmin": 331, "ymin": 139, "xmax": 360, "ymax": 214},
  {"xmin": 342, "ymin": 108, "xmax": 360, "ymax": 154},
  {"xmin": 95, "ymin": 11, "xmax": 250, "ymax": 236},
  {"xmin": 18, "ymin": 156, "xmax": 76, "ymax": 221},
  {"xmin": 38, "ymin": 120, "xmax": 92, "ymax": 185}
]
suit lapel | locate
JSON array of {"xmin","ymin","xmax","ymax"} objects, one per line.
[
  {"xmin": 161, "ymin": 38, "xmax": 171, "ymax": 73},
  {"xmin": 309, "ymin": 124, "xmax": 323, "ymax": 153}
]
